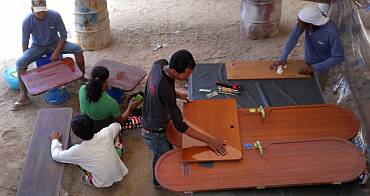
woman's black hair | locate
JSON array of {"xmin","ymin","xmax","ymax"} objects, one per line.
[
  {"xmin": 169, "ymin": 50, "xmax": 196, "ymax": 73},
  {"xmin": 85, "ymin": 66, "xmax": 109, "ymax": 103},
  {"xmin": 71, "ymin": 114, "xmax": 94, "ymax": 140}
]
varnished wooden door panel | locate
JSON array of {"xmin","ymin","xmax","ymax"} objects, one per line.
[
  {"xmin": 85, "ymin": 59, "xmax": 146, "ymax": 91},
  {"xmin": 156, "ymin": 138, "xmax": 365, "ymax": 192},
  {"xmin": 21, "ymin": 58, "xmax": 82, "ymax": 95},
  {"xmin": 225, "ymin": 60, "xmax": 310, "ymax": 80},
  {"xmin": 181, "ymin": 99, "xmax": 242, "ymax": 162},
  {"xmin": 167, "ymin": 104, "xmax": 359, "ymax": 147},
  {"xmin": 17, "ymin": 108, "xmax": 73, "ymax": 196},
  {"xmin": 238, "ymin": 104, "xmax": 359, "ymax": 143}
]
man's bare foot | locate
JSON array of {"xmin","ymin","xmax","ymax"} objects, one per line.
[{"xmin": 10, "ymin": 96, "xmax": 31, "ymax": 111}]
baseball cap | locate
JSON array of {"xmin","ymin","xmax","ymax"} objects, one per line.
[
  {"xmin": 298, "ymin": 5, "xmax": 329, "ymax": 26},
  {"xmin": 32, "ymin": 0, "xmax": 48, "ymax": 12}
]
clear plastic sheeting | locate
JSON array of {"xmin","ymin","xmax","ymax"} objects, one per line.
[
  {"xmin": 330, "ymin": 0, "xmax": 370, "ymax": 158},
  {"xmin": 353, "ymin": 127, "xmax": 369, "ymax": 154},
  {"xmin": 333, "ymin": 76, "xmax": 352, "ymax": 104}
]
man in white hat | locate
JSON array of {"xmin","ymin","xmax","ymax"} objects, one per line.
[
  {"xmin": 272, "ymin": 5, "xmax": 344, "ymax": 90},
  {"xmin": 13, "ymin": 0, "xmax": 85, "ymax": 109}
]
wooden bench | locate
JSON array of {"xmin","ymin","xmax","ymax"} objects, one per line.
[{"xmin": 17, "ymin": 108, "xmax": 73, "ymax": 196}]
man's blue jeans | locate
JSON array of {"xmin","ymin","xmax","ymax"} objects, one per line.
[
  {"xmin": 16, "ymin": 41, "xmax": 83, "ymax": 69},
  {"xmin": 142, "ymin": 129, "xmax": 173, "ymax": 186}
]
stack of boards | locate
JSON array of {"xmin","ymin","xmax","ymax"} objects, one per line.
[{"xmin": 157, "ymin": 99, "xmax": 365, "ymax": 192}]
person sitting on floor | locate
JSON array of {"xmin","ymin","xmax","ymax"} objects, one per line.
[
  {"xmin": 79, "ymin": 66, "xmax": 139, "ymax": 133},
  {"xmin": 50, "ymin": 114, "xmax": 128, "ymax": 187},
  {"xmin": 13, "ymin": 0, "xmax": 86, "ymax": 110}
]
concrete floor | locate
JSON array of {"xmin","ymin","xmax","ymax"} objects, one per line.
[{"xmin": 0, "ymin": 0, "xmax": 369, "ymax": 196}]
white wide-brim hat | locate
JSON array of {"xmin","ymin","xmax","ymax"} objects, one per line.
[{"xmin": 298, "ymin": 5, "xmax": 329, "ymax": 26}]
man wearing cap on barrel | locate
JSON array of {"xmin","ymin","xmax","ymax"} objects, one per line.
[
  {"xmin": 272, "ymin": 4, "xmax": 344, "ymax": 90},
  {"xmin": 13, "ymin": 0, "xmax": 85, "ymax": 110}
]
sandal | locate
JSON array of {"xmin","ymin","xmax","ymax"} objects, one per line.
[
  {"xmin": 80, "ymin": 174, "xmax": 95, "ymax": 187},
  {"xmin": 10, "ymin": 99, "xmax": 32, "ymax": 111}
]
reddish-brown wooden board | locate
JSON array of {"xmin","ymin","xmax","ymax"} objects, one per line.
[
  {"xmin": 181, "ymin": 99, "xmax": 242, "ymax": 162},
  {"xmin": 238, "ymin": 104, "xmax": 359, "ymax": 143},
  {"xmin": 21, "ymin": 57, "xmax": 82, "ymax": 95},
  {"xmin": 85, "ymin": 59, "xmax": 146, "ymax": 91},
  {"xmin": 225, "ymin": 60, "xmax": 310, "ymax": 80},
  {"xmin": 167, "ymin": 104, "xmax": 359, "ymax": 147},
  {"xmin": 17, "ymin": 108, "xmax": 73, "ymax": 196},
  {"xmin": 156, "ymin": 138, "xmax": 365, "ymax": 192}
]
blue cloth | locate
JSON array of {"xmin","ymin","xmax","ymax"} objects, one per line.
[
  {"xmin": 280, "ymin": 21, "xmax": 344, "ymax": 72},
  {"xmin": 141, "ymin": 130, "xmax": 173, "ymax": 186},
  {"xmin": 16, "ymin": 41, "xmax": 82, "ymax": 69},
  {"xmin": 22, "ymin": 10, "xmax": 67, "ymax": 47}
]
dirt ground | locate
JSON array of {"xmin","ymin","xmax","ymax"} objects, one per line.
[{"xmin": 0, "ymin": 0, "xmax": 352, "ymax": 195}]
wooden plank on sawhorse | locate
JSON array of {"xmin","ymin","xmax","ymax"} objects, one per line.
[
  {"xmin": 21, "ymin": 57, "xmax": 82, "ymax": 95},
  {"xmin": 85, "ymin": 59, "xmax": 147, "ymax": 91},
  {"xmin": 225, "ymin": 60, "xmax": 310, "ymax": 80},
  {"xmin": 17, "ymin": 108, "xmax": 73, "ymax": 196},
  {"xmin": 156, "ymin": 138, "xmax": 365, "ymax": 192}
]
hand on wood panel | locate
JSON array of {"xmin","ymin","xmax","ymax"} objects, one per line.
[
  {"xmin": 270, "ymin": 61, "xmax": 286, "ymax": 70},
  {"xmin": 50, "ymin": 51, "xmax": 60, "ymax": 62},
  {"xmin": 50, "ymin": 131, "xmax": 62, "ymax": 141},
  {"xmin": 298, "ymin": 63, "xmax": 313, "ymax": 75},
  {"xmin": 207, "ymin": 137, "xmax": 227, "ymax": 156},
  {"xmin": 176, "ymin": 91, "xmax": 190, "ymax": 103}
]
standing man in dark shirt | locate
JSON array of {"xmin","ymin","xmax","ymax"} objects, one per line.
[{"xmin": 142, "ymin": 50, "xmax": 227, "ymax": 189}]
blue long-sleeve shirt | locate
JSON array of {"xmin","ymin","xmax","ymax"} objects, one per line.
[
  {"xmin": 22, "ymin": 10, "xmax": 67, "ymax": 48},
  {"xmin": 280, "ymin": 21, "xmax": 344, "ymax": 72}
]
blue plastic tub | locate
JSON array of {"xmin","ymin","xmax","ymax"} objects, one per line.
[
  {"xmin": 107, "ymin": 86, "xmax": 125, "ymax": 104},
  {"xmin": 3, "ymin": 66, "xmax": 19, "ymax": 90}
]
